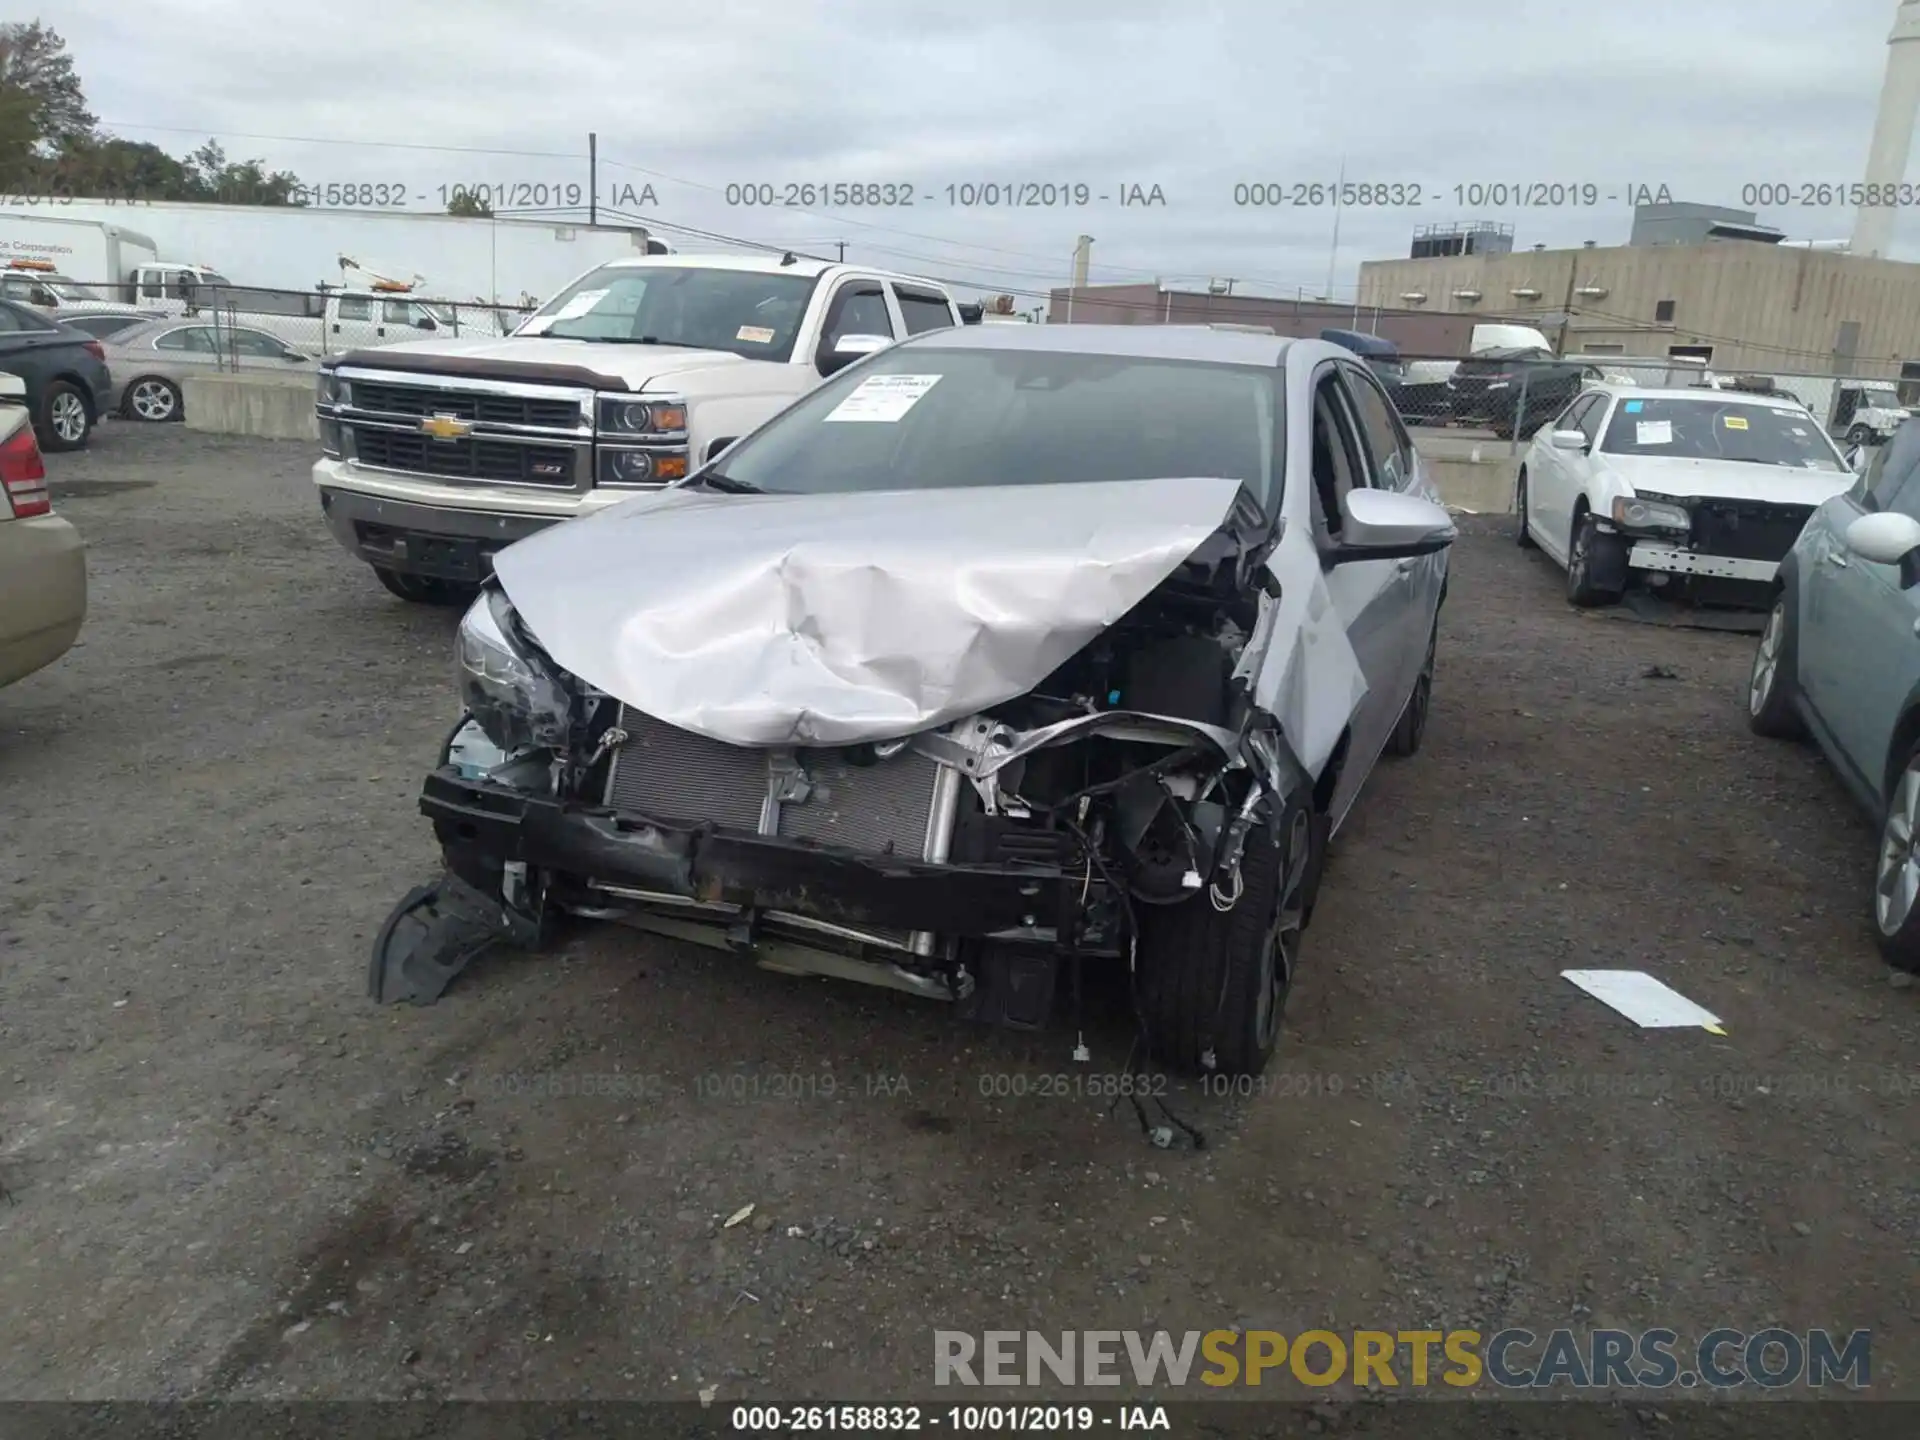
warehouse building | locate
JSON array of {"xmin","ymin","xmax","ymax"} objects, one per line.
[
  {"xmin": 1357, "ymin": 207, "xmax": 1920, "ymax": 379},
  {"xmin": 1044, "ymin": 282, "xmax": 1475, "ymax": 354}
]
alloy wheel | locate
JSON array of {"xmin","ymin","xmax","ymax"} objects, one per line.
[
  {"xmin": 130, "ymin": 380, "xmax": 176, "ymax": 421},
  {"xmin": 50, "ymin": 391, "xmax": 86, "ymax": 442},
  {"xmin": 1750, "ymin": 601, "xmax": 1783, "ymax": 716},
  {"xmin": 1875, "ymin": 763, "xmax": 1920, "ymax": 934}
]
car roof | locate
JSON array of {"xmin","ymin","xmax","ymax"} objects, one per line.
[
  {"xmin": 591, "ymin": 253, "xmax": 949, "ymax": 288},
  {"xmin": 1584, "ymin": 383, "xmax": 1804, "ymax": 405},
  {"xmin": 902, "ymin": 322, "xmax": 1295, "ymax": 366}
]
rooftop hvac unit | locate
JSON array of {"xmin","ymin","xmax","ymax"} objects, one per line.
[{"xmin": 1451, "ymin": 289, "xmax": 1483, "ymax": 301}]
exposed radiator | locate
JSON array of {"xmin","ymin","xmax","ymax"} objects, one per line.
[{"xmin": 603, "ymin": 708, "xmax": 948, "ymax": 860}]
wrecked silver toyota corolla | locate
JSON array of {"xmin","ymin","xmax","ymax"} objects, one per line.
[{"xmin": 370, "ymin": 325, "xmax": 1456, "ymax": 1077}]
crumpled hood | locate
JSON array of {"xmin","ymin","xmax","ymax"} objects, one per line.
[
  {"xmin": 1609, "ymin": 457, "xmax": 1856, "ymax": 507},
  {"xmin": 492, "ymin": 476, "xmax": 1248, "ymax": 746}
]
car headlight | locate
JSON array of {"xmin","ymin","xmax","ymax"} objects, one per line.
[
  {"xmin": 596, "ymin": 395, "xmax": 688, "ymax": 435},
  {"xmin": 456, "ymin": 588, "xmax": 574, "ymax": 753},
  {"xmin": 1611, "ymin": 495, "xmax": 1691, "ymax": 532}
]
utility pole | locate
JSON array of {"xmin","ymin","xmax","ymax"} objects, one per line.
[
  {"xmin": 1325, "ymin": 156, "xmax": 1347, "ymax": 300},
  {"xmin": 1556, "ymin": 249, "xmax": 1579, "ymax": 354},
  {"xmin": 588, "ymin": 132, "xmax": 598, "ymax": 226},
  {"xmin": 1066, "ymin": 234, "xmax": 1093, "ymax": 323}
]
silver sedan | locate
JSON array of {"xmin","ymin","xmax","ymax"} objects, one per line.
[{"xmin": 103, "ymin": 320, "xmax": 316, "ymax": 423}]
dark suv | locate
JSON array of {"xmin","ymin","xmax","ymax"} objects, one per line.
[{"xmin": 0, "ymin": 299, "xmax": 112, "ymax": 452}]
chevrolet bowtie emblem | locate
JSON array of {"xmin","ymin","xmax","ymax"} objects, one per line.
[{"xmin": 420, "ymin": 413, "xmax": 471, "ymax": 441}]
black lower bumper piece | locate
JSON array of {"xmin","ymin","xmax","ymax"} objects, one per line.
[
  {"xmin": 418, "ymin": 769, "xmax": 1076, "ymax": 941},
  {"xmin": 368, "ymin": 871, "xmax": 543, "ymax": 1005}
]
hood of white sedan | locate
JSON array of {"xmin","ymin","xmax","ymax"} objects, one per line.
[
  {"xmin": 1602, "ymin": 456, "xmax": 1855, "ymax": 507},
  {"xmin": 491, "ymin": 475, "xmax": 1250, "ymax": 747}
]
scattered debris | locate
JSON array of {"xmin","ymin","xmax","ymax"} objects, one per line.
[
  {"xmin": 1791, "ymin": 1221, "xmax": 1813, "ymax": 1237},
  {"xmin": 698, "ymin": 1384, "xmax": 719, "ymax": 1407},
  {"xmin": 1642, "ymin": 664, "xmax": 1680, "ymax": 680},
  {"xmin": 400, "ymin": 1348, "xmax": 420, "ymax": 1366},
  {"xmin": 725, "ymin": 1289, "xmax": 760, "ymax": 1318},
  {"xmin": 1890, "ymin": 970, "xmax": 1915, "ymax": 991},
  {"xmin": 454, "ymin": 1240, "xmax": 473, "ymax": 1256},
  {"xmin": 1562, "ymin": 970, "xmax": 1725, "ymax": 1033},
  {"xmin": 723, "ymin": 1203, "xmax": 755, "ymax": 1229}
]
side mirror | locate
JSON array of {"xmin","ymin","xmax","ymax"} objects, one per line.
[
  {"xmin": 1548, "ymin": 428, "xmax": 1588, "ymax": 452},
  {"xmin": 819, "ymin": 332, "xmax": 891, "ymax": 375},
  {"xmin": 1329, "ymin": 488, "xmax": 1457, "ymax": 566},
  {"xmin": 415, "ymin": 317, "xmax": 436, "ymax": 330},
  {"xmin": 1845, "ymin": 511, "xmax": 1920, "ymax": 582}
]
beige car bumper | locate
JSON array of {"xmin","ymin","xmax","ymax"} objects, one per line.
[{"xmin": 0, "ymin": 513, "xmax": 88, "ymax": 688}]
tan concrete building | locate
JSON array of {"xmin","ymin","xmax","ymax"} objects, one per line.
[{"xmin": 1357, "ymin": 242, "xmax": 1920, "ymax": 380}]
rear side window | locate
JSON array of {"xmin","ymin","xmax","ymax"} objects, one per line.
[{"xmin": 895, "ymin": 289, "xmax": 955, "ymax": 336}]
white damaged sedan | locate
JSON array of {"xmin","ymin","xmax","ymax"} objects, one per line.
[
  {"xmin": 1516, "ymin": 384, "xmax": 1858, "ymax": 608},
  {"xmin": 370, "ymin": 326, "xmax": 1456, "ymax": 1078}
]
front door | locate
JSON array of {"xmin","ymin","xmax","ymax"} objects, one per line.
[{"xmin": 1308, "ymin": 364, "xmax": 1413, "ymax": 823}]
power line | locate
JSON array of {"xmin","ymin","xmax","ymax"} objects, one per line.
[{"xmin": 94, "ymin": 120, "xmax": 583, "ymax": 161}]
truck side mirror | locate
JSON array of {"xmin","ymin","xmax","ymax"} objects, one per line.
[{"xmin": 415, "ymin": 316, "xmax": 436, "ymax": 331}]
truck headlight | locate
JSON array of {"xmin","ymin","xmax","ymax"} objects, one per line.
[
  {"xmin": 316, "ymin": 370, "xmax": 341, "ymax": 408},
  {"xmin": 598, "ymin": 447, "xmax": 689, "ymax": 486},
  {"xmin": 456, "ymin": 588, "xmax": 573, "ymax": 753},
  {"xmin": 597, "ymin": 395, "xmax": 688, "ymax": 435},
  {"xmin": 1611, "ymin": 496, "xmax": 1691, "ymax": 532}
]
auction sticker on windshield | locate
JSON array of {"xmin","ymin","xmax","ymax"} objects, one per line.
[
  {"xmin": 1636, "ymin": 420, "xmax": 1673, "ymax": 445},
  {"xmin": 824, "ymin": 373, "xmax": 942, "ymax": 422},
  {"xmin": 551, "ymin": 288, "xmax": 607, "ymax": 321},
  {"xmin": 1723, "ymin": 414, "xmax": 1749, "ymax": 430},
  {"xmin": 737, "ymin": 325, "xmax": 776, "ymax": 343}
]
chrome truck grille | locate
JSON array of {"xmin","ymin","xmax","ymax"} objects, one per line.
[
  {"xmin": 334, "ymin": 368, "xmax": 594, "ymax": 493},
  {"xmin": 603, "ymin": 708, "xmax": 953, "ymax": 859}
]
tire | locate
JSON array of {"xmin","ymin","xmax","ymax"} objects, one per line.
[
  {"xmin": 1747, "ymin": 589, "xmax": 1806, "ymax": 739},
  {"xmin": 1848, "ymin": 424, "xmax": 1873, "ymax": 448},
  {"xmin": 38, "ymin": 380, "xmax": 92, "ymax": 452},
  {"xmin": 1565, "ymin": 511, "xmax": 1625, "ymax": 607},
  {"xmin": 1137, "ymin": 794, "xmax": 1316, "ymax": 1077},
  {"xmin": 371, "ymin": 565, "xmax": 477, "ymax": 607},
  {"xmin": 1872, "ymin": 741, "xmax": 1920, "ymax": 973},
  {"xmin": 124, "ymin": 376, "xmax": 182, "ymax": 423},
  {"xmin": 1515, "ymin": 468, "xmax": 1536, "ymax": 548},
  {"xmin": 1386, "ymin": 622, "xmax": 1436, "ymax": 757}
]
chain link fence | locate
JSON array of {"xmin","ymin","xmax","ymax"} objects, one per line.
[{"xmin": 1379, "ymin": 352, "xmax": 1902, "ymax": 462}]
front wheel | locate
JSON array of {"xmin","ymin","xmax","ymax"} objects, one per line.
[
  {"xmin": 1872, "ymin": 743, "xmax": 1920, "ymax": 973},
  {"xmin": 1137, "ymin": 795, "xmax": 1317, "ymax": 1077},
  {"xmin": 372, "ymin": 565, "xmax": 477, "ymax": 607},
  {"xmin": 1566, "ymin": 513, "xmax": 1626, "ymax": 607},
  {"xmin": 38, "ymin": 380, "xmax": 92, "ymax": 452},
  {"xmin": 1515, "ymin": 469, "xmax": 1536, "ymax": 548},
  {"xmin": 1848, "ymin": 424, "xmax": 1874, "ymax": 448},
  {"xmin": 124, "ymin": 376, "xmax": 182, "ymax": 423},
  {"xmin": 1747, "ymin": 590, "xmax": 1806, "ymax": 739}
]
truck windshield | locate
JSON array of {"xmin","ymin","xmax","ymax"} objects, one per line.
[
  {"xmin": 516, "ymin": 265, "xmax": 820, "ymax": 360},
  {"xmin": 3, "ymin": 274, "xmax": 101, "ymax": 302},
  {"xmin": 1599, "ymin": 397, "xmax": 1847, "ymax": 471},
  {"xmin": 696, "ymin": 344, "xmax": 1279, "ymax": 505}
]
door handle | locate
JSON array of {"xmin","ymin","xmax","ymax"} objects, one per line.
[
  {"xmin": 1395, "ymin": 558, "xmax": 1418, "ymax": 573},
  {"xmin": 1826, "ymin": 552, "xmax": 1850, "ymax": 568}
]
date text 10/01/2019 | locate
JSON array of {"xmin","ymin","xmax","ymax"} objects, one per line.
[{"xmin": 1232, "ymin": 181, "xmax": 1677, "ymax": 208}]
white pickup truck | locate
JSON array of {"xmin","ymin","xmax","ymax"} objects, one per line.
[{"xmin": 312, "ymin": 253, "xmax": 965, "ymax": 602}]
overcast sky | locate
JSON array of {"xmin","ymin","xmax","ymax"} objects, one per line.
[{"xmin": 38, "ymin": 0, "xmax": 1920, "ymax": 304}]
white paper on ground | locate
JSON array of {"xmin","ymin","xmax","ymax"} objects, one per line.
[
  {"xmin": 1562, "ymin": 969, "xmax": 1725, "ymax": 1033},
  {"xmin": 823, "ymin": 373, "xmax": 941, "ymax": 423},
  {"xmin": 1635, "ymin": 420, "xmax": 1673, "ymax": 445}
]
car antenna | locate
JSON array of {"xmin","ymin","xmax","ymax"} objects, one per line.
[{"xmin": 779, "ymin": 251, "xmax": 797, "ymax": 267}]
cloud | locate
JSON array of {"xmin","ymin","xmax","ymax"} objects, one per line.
[{"xmin": 40, "ymin": 0, "xmax": 1920, "ymax": 302}]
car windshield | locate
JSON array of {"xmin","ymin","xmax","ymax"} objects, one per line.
[
  {"xmin": 1599, "ymin": 397, "xmax": 1846, "ymax": 470},
  {"xmin": 699, "ymin": 344, "xmax": 1279, "ymax": 503},
  {"xmin": 516, "ymin": 265, "xmax": 820, "ymax": 359},
  {"xmin": 5, "ymin": 273, "xmax": 101, "ymax": 301}
]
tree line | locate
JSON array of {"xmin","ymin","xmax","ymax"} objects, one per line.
[{"xmin": 0, "ymin": 20, "xmax": 492, "ymax": 215}]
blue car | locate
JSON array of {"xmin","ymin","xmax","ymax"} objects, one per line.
[{"xmin": 1748, "ymin": 416, "xmax": 1920, "ymax": 970}]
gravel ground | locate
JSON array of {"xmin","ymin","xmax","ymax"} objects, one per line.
[{"xmin": 1, "ymin": 423, "xmax": 1915, "ymax": 1409}]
